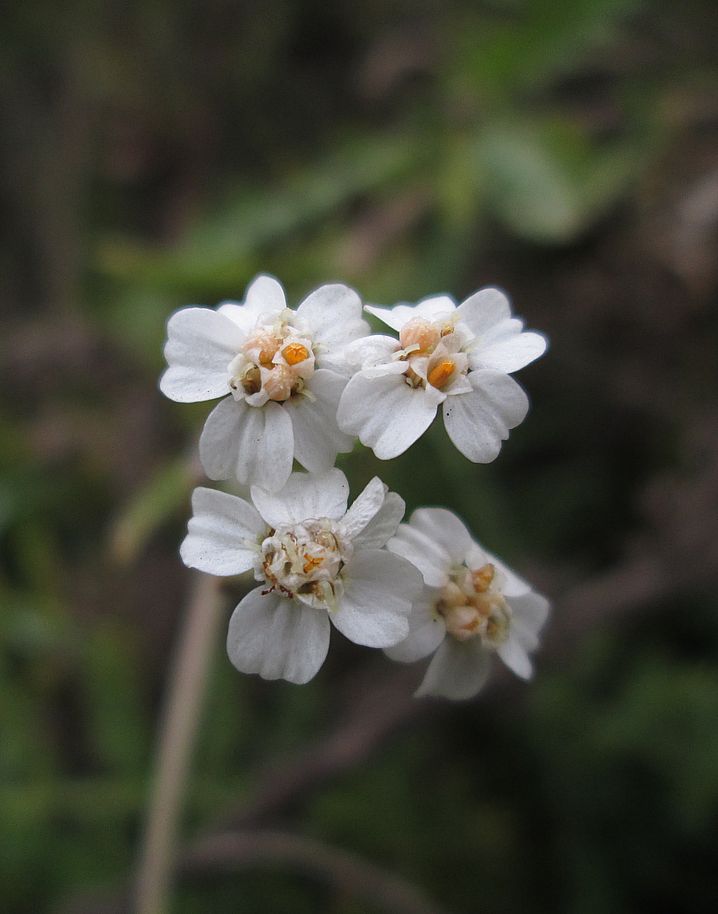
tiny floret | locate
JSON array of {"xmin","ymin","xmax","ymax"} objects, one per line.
[
  {"xmin": 337, "ymin": 287, "xmax": 546, "ymax": 462},
  {"xmin": 160, "ymin": 275, "xmax": 370, "ymax": 491},
  {"xmin": 385, "ymin": 507, "xmax": 550, "ymax": 700},
  {"xmin": 179, "ymin": 470, "xmax": 422, "ymax": 684}
]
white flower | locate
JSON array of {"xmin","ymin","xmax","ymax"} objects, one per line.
[
  {"xmin": 180, "ymin": 469, "xmax": 422, "ymax": 684},
  {"xmin": 160, "ymin": 275, "xmax": 370, "ymax": 492},
  {"xmin": 336, "ymin": 287, "xmax": 546, "ymax": 461},
  {"xmin": 385, "ymin": 507, "xmax": 549, "ymax": 700}
]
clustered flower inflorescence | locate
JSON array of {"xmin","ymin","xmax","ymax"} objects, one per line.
[{"xmin": 161, "ymin": 275, "xmax": 549, "ymax": 699}]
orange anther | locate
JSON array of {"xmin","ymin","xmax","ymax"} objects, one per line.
[
  {"xmin": 427, "ymin": 359, "xmax": 455, "ymax": 389},
  {"xmin": 282, "ymin": 343, "xmax": 310, "ymax": 366},
  {"xmin": 303, "ymin": 554, "xmax": 322, "ymax": 574}
]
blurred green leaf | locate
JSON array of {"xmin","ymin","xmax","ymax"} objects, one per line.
[
  {"xmin": 455, "ymin": 0, "xmax": 645, "ymax": 100},
  {"xmin": 477, "ymin": 120, "xmax": 646, "ymax": 242},
  {"xmin": 109, "ymin": 456, "xmax": 196, "ymax": 565}
]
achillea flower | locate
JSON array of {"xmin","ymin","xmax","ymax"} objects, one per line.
[
  {"xmin": 336, "ymin": 287, "xmax": 546, "ymax": 461},
  {"xmin": 385, "ymin": 508, "xmax": 549, "ymax": 699},
  {"xmin": 180, "ymin": 469, "xmax": 422, "ymax": 684},
  {"xmin": 160, "ymin": 275, "xmax": 369, "ymax": 492}
]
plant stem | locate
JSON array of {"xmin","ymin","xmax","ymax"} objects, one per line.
[{"xmin": 134, "ymin": 574, "xmax": 224, "ymax": 914}]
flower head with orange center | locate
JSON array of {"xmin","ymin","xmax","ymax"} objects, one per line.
[
  {"xmin": 160, "ymin": 274, "xmax": 370, "ymax": 492},
  {"xmin": 179, "ymin": 469, "xmax": 422, "ymax": 684},
  {"xmin": 384, "ymin": 507, "xmax": 550, "ymax": 700},
  {"xmin": 337, "ymin": 286, "xmax": 546, "ymax": 462}
]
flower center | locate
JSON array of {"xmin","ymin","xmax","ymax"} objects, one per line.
[
  {"xmin": 395, "ymin": 316, "xmax": 469, "ymax": 392},
  {"xmin": 258, "ymin": 519, "xmax": 352, "ymax": 610},
  {"xmin": 436, "ymin": 562, "xmax": 511, "ymax": 648},
  {"xmin": 228, "ymin": 310, "xmax": 316, "ymax": 405}
]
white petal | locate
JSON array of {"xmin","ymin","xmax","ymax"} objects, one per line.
[
  {"xmin": 344, "ymin": 335, "xmax": 401, "ymax": 372},
  {"xmin": 160, "ymin": 307, "xmax": 244, "ymax": 402},
  {"xmin": 296, "ymin": 284, "xmax": 369, "ymax": 355},
  {"xmin": 199, "ymin": 397, "xmax": 294, "ymax": 491},
  {"xmin": 456, "ymin": 287, "xmax": 511, "ymax": 336},
  {"xmin": 442, "ymin": 371, "xmax": 529, "ymax": 463},
  {"xmin": 198, "ymin": 397, "xmax": 242, "ymax": 481},
  {"xmin": 470, "ymin": 330, "xmax": 547, "ymax": 374},
  {"xmin": 245, "ymin": 274, "xmax": 287, "ymax": 314},
  {"xmin": 353, "ymin": 492, "xmax": 405, "ymax": 549},
  {"xmin": 251, "ymin": 468, "xmax": 349, "ymax": 528},
  {"xmin": 284, "ymin": 369, "xmax": 354, "ymax": 473},
  {"xmin": 387, "ymin": 523, "xmax": 451, "ymax": 587},
  {"xmin": 333, "ymin": 549, "xmax": 420, "ymax": 647},
  {"xmin": 227, "ymin": 588, "xmax": 330, "ymax": 684},
  {"xmin": 384, "ymin": 588, "xmax": 445, "ymax": 662},
  {"xmin": 408, "ymin": 508, "xmax": 472, "ymax": 564},
  {"xmin": 337, "ymin": 373, "xmax": 441, "ymax": 460},
  {"xmin": 217, "ymin": 275, "xmax": 287, "ymax": 332},
  {"xmin": 414, "ymin": 295, "xmax": 458, "ymax": 321},
  {"xmin": 510, "ymin": 592, "xmax": 550, "ymax": 650},
  {"xmin": 180, "ymin": 487, "xmax": 266, "ymax": 576},
  {"xmin": 361, "ymin": 361, "xmax": 410, "ymax": 379},
  {"xmin": 340, "ymin": 477, "xmax": 387, "ymax": 538},
  {"xmin": 365, "ymin": 295, "xmax": 456, "ymax": 331},
  {"xmin": 497, "ymin": 635, "xmax": 533, "ymax": 680},
  {"xmin": 215, "ymin": 302, "xmax": 256, "ymax": 333},
  {"xmin": 416, "ymin": 637, "xmax": 490, "ymax": 699}
]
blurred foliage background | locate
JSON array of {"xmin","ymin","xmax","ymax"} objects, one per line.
[{"xmin": 2, "ymin": 1, "xmax": 718, "ymax": 912}]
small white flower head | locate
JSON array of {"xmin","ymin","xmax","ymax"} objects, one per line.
[
  {"xmin": 180, "ymin": 469, "xmax": 423, "ymax": 684},
  {"xmin": 336, "ymin": 287, "xmax": 546, "ymax": 461},
  {"xmin": 160, "ymin": 275, "xmax": 370, "ymax": 492},
  {"xmin": 385, "ymin": 507, "xmax": 549, "ymax": 700}
]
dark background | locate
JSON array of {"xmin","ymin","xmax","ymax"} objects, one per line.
[{"xmin": 2, "ymin": 1, "xmax": 718, "ymax": 912}]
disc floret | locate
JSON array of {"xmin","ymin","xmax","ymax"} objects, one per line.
[{"xmin": 259, "ymin": 518, "xmax": 353, "ymax": 610}]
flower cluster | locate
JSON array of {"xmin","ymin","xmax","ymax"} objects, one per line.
[{"xmin": 162, "ymin": 275, "xmax": 549, "ymax": 698}]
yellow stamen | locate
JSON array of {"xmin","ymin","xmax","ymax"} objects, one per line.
[
  {"xmin": 428, "ymin": 359, "xmax": 455, "ymax": 389},
  {"xmin": 472, "ymin": 563, "xmax": 495, "ymax": 593},
  {"xmin": 282, "ymin": 342, "xmax": 310, "ymax": 366},
  {"xmin": 303, "ymin": 554, "xmax": 323, "ymax": 574}
]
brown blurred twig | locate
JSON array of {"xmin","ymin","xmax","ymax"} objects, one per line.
[
  {"xmin": 133, "ymin": 573, "xmax": 225, "ymax": 914},
  {"xmin": 183, "ymin": 830, "xmax": 453, "ymax": 914}
]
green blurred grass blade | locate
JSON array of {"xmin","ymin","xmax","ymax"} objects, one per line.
[
  {"xmin": 109, "ymin": 456, "xmax": 196, "ymax": 565},
  {"xmin": 97, "ymin": 133, "xmax": 421, "ymax": 295}
]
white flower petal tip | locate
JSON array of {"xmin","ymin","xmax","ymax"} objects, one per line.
[
  {"xmin": 443, "ymin": 372, "xmax": 529, "ymax": 463},
  {"xmin": 161, "ymin": 275, "xmax": 374, "ymax": 492},
  {"xmin": 250, "ymin": 468, "xmax": 350, "ymax": 528},
  {"xmin": 183, "ymin": 470, "xmax": 413, "ymax": 684},
  {"xmin": 160, "ymin": 307, "xmax": 246, "ymax": 403},
  {"xmin": 342, "ymin": 283, "xmax": 545, "ymax": 463},
  {"xmin": 337, "ymin": 372, "xmax": 441, "ymax": 460},
  {"xmin": 180, "ymin": 487, "xmax": 267, "ymax": 576},
  {"xmin": 386, "ymin": 507, "xmax": 550, "ymax": 700},
  {"xmin": 227, "ymin": 589, "xmax": 330, "ymax": 684}
]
